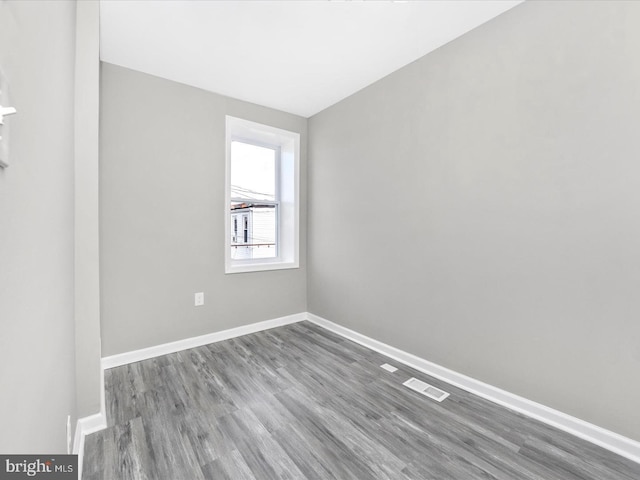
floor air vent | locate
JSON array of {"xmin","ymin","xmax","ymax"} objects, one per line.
[{"xmin": 403, "ymin": 378, "xmax": 449, "ymax": 402}]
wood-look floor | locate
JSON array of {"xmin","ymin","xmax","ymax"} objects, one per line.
[{"xmin": 83, "ymin": 321, "xmax": 640, "ymax": 479}]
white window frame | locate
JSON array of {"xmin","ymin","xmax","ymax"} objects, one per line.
[{"xmin": 225, "ymin": 116, "xmax": 300, "ymax": 274}]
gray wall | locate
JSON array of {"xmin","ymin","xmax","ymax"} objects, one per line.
[
  {"xmin": 0, "ymin": 1, "xmax": 77, "ymax": 452},
  {"xmin": 308, "ymin": 0, "xmax": 640, "ymax": 441},
  {"xmin": 100, "ymin": 63, "xmax": 307, "ymax": 356}
]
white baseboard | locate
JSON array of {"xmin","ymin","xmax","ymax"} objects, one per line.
[
  {"xmin": 73, "ymin": 413, "xmax": 107, "ymax": 454},
  {"xmin": 102, "ymin": 312, "xmax": 306, "ymax": 370},
  {"xmin": 73, "ymin": 363, "xmax": 107, "ymax": 479},
  {"xmin": 80, "ymin": 310, "xmax": 640, "ymax": 471},
  {"xmin": 74, "ymin": 313, "xmax": 301, "ymax": 479},
  {"xmin": 73, "ymin": 348, "xmax": 108, "ymax": 479},
  {"xmin": 306, "ymin": 312, "xmax": 640, "ymax": 465},
  {"xmin": 73, "ymin": 411, "xmax": 107, "ymax": 479}
]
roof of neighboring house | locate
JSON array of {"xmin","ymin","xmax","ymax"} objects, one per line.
[{"xmin": 230, "ymin": 203, "xmax": 276, "ymax": 211}]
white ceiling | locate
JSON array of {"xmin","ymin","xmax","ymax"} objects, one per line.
[{"xmin": 99, "ymin": 0, "xmax": 523, "ymax": 118}]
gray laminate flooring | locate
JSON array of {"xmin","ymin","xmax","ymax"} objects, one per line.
[{"xmin": 83, "ymin": 321, "xmax": 640, "ymax": 480}]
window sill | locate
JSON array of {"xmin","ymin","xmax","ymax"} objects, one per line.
[{"xmin": 225, "ymin": 261, "xmax": 299, "ymax": 274}]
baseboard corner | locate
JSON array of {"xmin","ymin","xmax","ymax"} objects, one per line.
[{"xmin": 73, "ymin": 411, "xmax": 107, "ymax": 479}]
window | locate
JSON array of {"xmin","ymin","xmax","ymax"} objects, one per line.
[{"xmin": 225, "ymin": 116, "xmax": 300, "ymax": 273}]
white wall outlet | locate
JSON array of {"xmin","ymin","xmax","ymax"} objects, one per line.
[{"xmin": 194, "ymin": 292, "xmax": 204, "ymax": 306}]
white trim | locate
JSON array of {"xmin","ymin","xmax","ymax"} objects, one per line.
[
  {"xmin": 102, "ymin": 313, "xmax": 306, "ymax": 369},
  {"xmin": 306, "ymin": 312, "xmax": 640, "ymax": 465},
  {"xmin": 77, "ymin": 311, "xmax": 640, "ymax": 475},
  {"xmin": 73, "ymin": 412, "xmax": 107, "ymax": 479},
  {"xmin": 72, "ymin": 363, "xmax": 108, "ymax": 479},
  {"xmin": 225, "ymin": 116, "xmax": 300, "ymax": 275},
  {"xmin": 226, "ymin": 260, "xmax": 299, "ymax": 274},
  {"xmin": 73, "ymin": 413, "xmax": 107, "ymax": 454},
  {"xmin": 74, "ymin": 313, "xmax": 303, "ymax": 478},
  {"xmin": 73, "ymin": 366, "xmax": 108, "ymax": 478}
]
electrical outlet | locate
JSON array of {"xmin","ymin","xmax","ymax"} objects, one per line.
[{"xmin": 194, "ymin": 292, "xmax": 204, "ymax": 306}]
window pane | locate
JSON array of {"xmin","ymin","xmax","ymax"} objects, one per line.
[
  {"xmin": 230, "ymin": 141, "xmax": 276, "ymax": 201},
  {"xmin": 230, "ymin": 204, "xmax": 277, "ymax": 260}
]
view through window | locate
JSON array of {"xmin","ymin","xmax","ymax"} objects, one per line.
[{"xmin": 229, "ymin": 141, "xmax": 278, "ymax": 260}]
